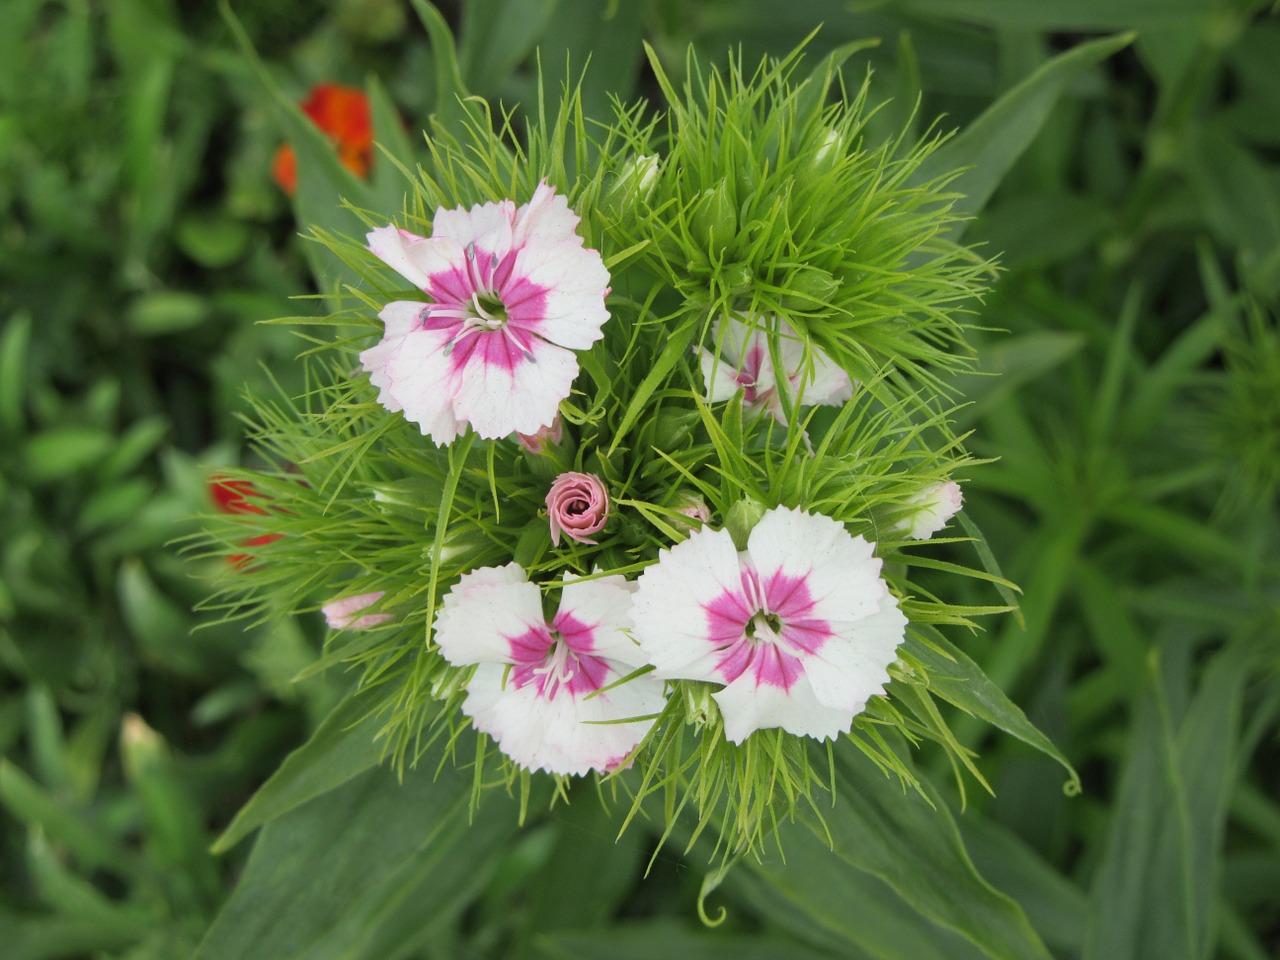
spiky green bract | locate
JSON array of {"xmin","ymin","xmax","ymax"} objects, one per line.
[
  {"xmin": 196, "ymin": 42, "xmax": 1034, "ymax": 857},
  {"xmin": 596, "ymin": 42, "xmax": 995, "ymax": 417}
]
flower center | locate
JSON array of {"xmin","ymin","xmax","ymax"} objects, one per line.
[
  {"xmin": 531, "ymin": 634, "xmax": 577, "ymax": 696},
  {"xmin": 744, "ymin": 610, "xmax": 784, "ymax": 644}
]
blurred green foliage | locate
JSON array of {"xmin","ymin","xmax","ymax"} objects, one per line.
[{"xmin": 1, "ymin": 0, "xmax": 1277, "ymax": 958}]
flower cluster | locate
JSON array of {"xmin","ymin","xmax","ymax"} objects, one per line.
[{"xmin": 209, "ymin": 45, "xmax": 1007, "ymax": 851}]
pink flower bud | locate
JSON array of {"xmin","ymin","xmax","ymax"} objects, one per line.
[
  {"xmin": 903, "ymin": 481, "xmax": 963, "ymax": 540},
  {"xmin": 546, "ymin": 472, "xmax": 610, "ymax": 546},
  {"xmin": 516, "ymin": 414, "xmax": 564, "ymax": 454},
  {"xmin": 322, "ymin": 591, "xmax": 392, "ymax": 630},
  {"xmin": 674, "ymin": 494, "xmax": 712, "ymax": 527}
]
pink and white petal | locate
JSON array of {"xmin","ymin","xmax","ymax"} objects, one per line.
[
  {"xmin": 431, "ymin": 199, "xmax": 517, "ymax": 251},
  {"xmin": 377, "ymin": 300, "xmax": 426, "ymax": 340},
  {"xmin": 773, "ymin": 327, "xmax": 855, "ymax": 409},
  {"xmin": 793, "ymin": 350, "xmax": 855, "ymax": 409},
  {"xmin": 452, "ymin": 336, "xmax": 578, "ymax": 439},
  {"xmin": 462, "ymin": 664, "xmax": 581, "ymax": 775},
  {"xmin": 550, "ymin": 673, "xmax": 666, "ymax": 772},
  {"xmin": 801, "ymin": 594, "xmax": 906, "ymax": 713},
  {"xmin": 510, "ymin": 245, "xmax": 611, "ymax": 350},
  {"xmin": 361, "ymin": 327, "xmax": 465, "ymax": 444},
  {"xmin": 556, "ymin": 576, "xmax": 641, "ymax": 664},
  {"xmin": 367, "ymin": 226, "xmax": 461, "ymax": 290},
  {"xmin": 511, "ymin": 182, "xmax": 585, "ymax": 252},
  {"xmin": 435, "ymin": 563, "xmax": 546, "ymax": 667},
  {"xmin": 746, "ymin": 507, "xmax": 885, "ymax": 625},
  {"xmin": 713, "ymin": 670, "xmax": 853, "ymax": 743},
  {"xmin": 699, "ymin": 348, "xmax": 743, "ymax": 402},
  {"xmin": 710, "ymin": 315, "xmax": 755, "ymax": 368},
  {"xmin": 631, "ymin": 527, "xmax": 750, "ymax": 680}
]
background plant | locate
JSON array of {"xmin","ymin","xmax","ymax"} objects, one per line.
[{"xmin": 1, "ymin": 1, "xmax": 1277, "ymax": 959}]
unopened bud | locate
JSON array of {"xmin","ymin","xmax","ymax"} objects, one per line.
[
  {"xmin": 724, "ymin": 497, "xmax": 767, "ymax": 550},
  {"xmin": 604, "ymin": 155, "xmax": 660, "ymax": 216},
  {"xmin": 781, "ymin": 267, "xmax": 840, "ymax": 308},
  {"xmin": 691, "ymin": 179, "xmax": 737, "ymax": 254}
]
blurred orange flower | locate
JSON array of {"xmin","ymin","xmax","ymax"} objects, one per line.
[
  {"xmin": 271, "ymin": 83, "xmax": 374, "ymax": 195},
  {"xmin": 209, "ymin": 476, "xmax": 284, "ymax": 567}
]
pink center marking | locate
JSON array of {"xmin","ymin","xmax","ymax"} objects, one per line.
[
  {"xmin": 419, "ymin": 244, "xmax": 550, "ymax": 374},
  {"xmin": 504, "ymin": 610, "xmax": 611, "ymax": 701},
  {"xmin": 702, "ymin": 567, "xmax": 833, "ymax": 690}
]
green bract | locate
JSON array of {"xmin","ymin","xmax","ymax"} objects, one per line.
[{"xmin": 199, "ymin": 40, "xmax": 1072, "ymax": 856}]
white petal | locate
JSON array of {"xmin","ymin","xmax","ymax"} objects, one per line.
[
  {"xmin": 360, "ymin": 326, "xmax": 465, "ymax": 445},
  {"xmin": 463, "ymin": 661, "xmax": 664, "ymax": 776},
  {"xmin": 802, "ymin": 592, "xmax": 906, "ymax": 713},
  {"xmin": 774, "ymin": 320, "xmax": 853, "ymax": 407},
  {"xmin": 377, "ymin": 300, "xmax": 426, "ymax": 340},
  {"xmin": 431, "ymin": 199, "xmax": 517, "ymax": 256},
  {"xmin": 511, "ymin": 243, "xmax": 611, "ymax": 350},
  {"xmin": 713, "ymin": 670, "xmax": 853, "ymax": 743},
  {"xmin": 367, "ymin": 226, "xmax": 460, "ymax": 290},
  {"xmin": 745, "ymin": 506, "xmax": 885, "ymax": 625},
  {"xmin": 556, "ymin": 575, "xmax": 644, "ymax": 666},
  {"xmin": 434, "ymin": 563, "xmax": 545, "ymax": 666},
  {"xmin": 511, "ymin": 182, "xmax": 584, "ymax": 252},
  {"xmin": 698, "ymin": 347, "xmax": 742, "ymax": 402},
  {"xmin": 631, "ymin": 526, "xmax": 748, "ymax": 681},
  {"xmin": 904, "ymin": 481, "xmax": 964, "ymax": 540},
  {"xmin": 452, "ymin": 335, "xmax": 578, "ymax": 439},
  {"xmin": 796, "ymin": 346, "xmax": 854, "ymax": 406}
]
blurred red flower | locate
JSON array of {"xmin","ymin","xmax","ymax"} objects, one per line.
[
  {"xmin": 209, "ymin": 476, "xmax": 284, "ymax": 567},
  {"xmin": 271, "ymin": 83, "xmax": 373, "ymax": 195}
]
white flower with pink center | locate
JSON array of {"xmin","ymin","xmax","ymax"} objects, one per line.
[
  {"xmin": 360, "ymin": 182, "xmax": 610, "ymax": 444},
  {"xmin": 902, "ymin": 480, "xmax": 963, "ymax": 540},
  {"xmin": 434, "ymin": 564, "xmax": 666, "ymax": 776},
  {"xmin": 699, "ymin": 314, "xmax": 853, "ymax": 422},
  {"xmin": 631, "ymin": 506, "xmax": 906, "ymax": 744}
]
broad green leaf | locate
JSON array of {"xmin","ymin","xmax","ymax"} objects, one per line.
[
  {"xmin": 905, "ymin": 632, "xmax": 1079, "ymax": 790},
  {"xmin": 22, "ymin": 427, "xmax": 113, "ymax": 481},
  {"xmin": 537, "ymin": 922, "xmax": 841, "ymax": 960},
  {"xmin": 212, "ymin": 685, "xmax": 390, "ymax": 852},
  {"xmin": 460, "ymin": 0, "xmax": 560, "ymax": 95},
  {"xmin": 0, "ymin": 761, "xmax": 135, "ymax": 873},
  {"xmin": 913, "ymin": 33, "xmax": 1134, "ymax": 239},
  {"xmin": 969, "ymin": 193, "xmax": 1112, "ymax": 266},
  {"xmin": 0, "ymin": 310, "xmax": 31, "ymax": 435},
  {"xmin": 1182, "ymin": 126, "xmax": 1280, "ymax": 266},
  {"xmin": 959, "ymin": 815, "xmax": 1089, "ymax": 954},
  {"xmin": 877, "ymin": 0, "xmax": 1213, "ymax": 29},
  {"xmin": 410, "ymin": 0, "xmax": 481, "ymax": 135},
  {"xmin": 511, "ymin": 792, "xmax": 644, "ymax": 949},
  {"xmin": 533, "ymin": 0, "xmax": 650, "ymax": 122},
  {"xmin": 786, "ymin": 745, "xmax": 1052, "ymax": 960},
  {"xmin": 732, "ymin": 827, "xmax": 985, "ymax": 960},
  {"xmin": 949, "ymin": 330, "xmax": 1085, "ymax": 427},
  {"xmin": 366, "ymin": 74, "xmax": 418, "ymax": 217},
  {"xmin": 1084, "ymin": 645, "xmax": 1251, "ymax": 959},
  {"xmin": 195, "ymin": 736, "xmax": 519, "ymax": 960},
  {"xmin": 219, "ymin": 1, "xmax": 373, "ymax": 295}
]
